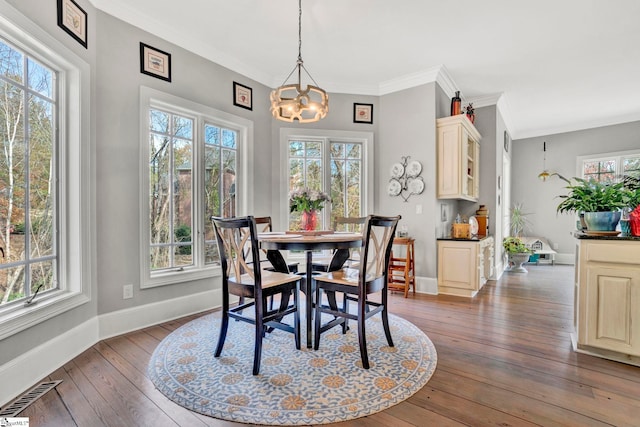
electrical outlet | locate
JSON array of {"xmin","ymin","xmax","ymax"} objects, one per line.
[
  {"xmin": 553, "ymin": 242, "xmax": 559, "ymax": 250},
  {"xmin": 416, "ymin": 204, "xmax": 423, "ymax": 214},
  {"xmin": 123, "ymin": 284, "xmax": 133, "ymax": 299}
]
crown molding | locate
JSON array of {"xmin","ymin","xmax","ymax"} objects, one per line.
[
  {"xmin": 378, "ymin": 66, "xmax": 442, "ymax": 96},
  {"xmin": 467, "ymin": 93, "xmax": 502, "ymax": 108},
  {"xmin": 434, "ymin": 65, "xmax": 458, "ymax": 99},
  {"xmin": 514, "ymin": 111, "xmax": 640, "ymax": 140}
]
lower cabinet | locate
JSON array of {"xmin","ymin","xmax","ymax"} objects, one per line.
[
  {"xmin": 437, "ymin": 237, "xmax": 494, "ymax": 297},
  {"xmin": 575, "ymin": 239, "xmax": 640, "ymax": 365}
]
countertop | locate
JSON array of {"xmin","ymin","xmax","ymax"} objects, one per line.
[
  {"xmin": 573, "ymin": 232, "xmax": 640, "ymax": 241},
  {"xmin": 437, "ymin": 235, "xmax": 492, "ymax": 242}
]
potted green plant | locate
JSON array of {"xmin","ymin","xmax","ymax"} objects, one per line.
[
  {"xmin": 503, "ymin": 236, "xmax": 533, "ymax": 273},
  {"xmin": 509, "ymin": 202, "xmax": 531, "ymax": 237},
  {"xmin": 556, "ymin": 178, "xmax": 627, "ymax": 231}
]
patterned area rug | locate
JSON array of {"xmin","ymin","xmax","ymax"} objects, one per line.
[{"xmin": 148, "ymin": 311, "xmax": 437, "ymax": 425}]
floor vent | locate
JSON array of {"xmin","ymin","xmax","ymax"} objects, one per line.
[{"xmin": 0, "ymin": 380, "xmax": 63, "ymax": 417}]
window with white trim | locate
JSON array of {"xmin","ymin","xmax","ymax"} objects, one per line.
[
  {"xmin": 580, "ymin": 150, "xmax": 640, "ymax": 183},
  {"xmin": 140, "ymin": 88, "xmax": 252, "ymax": 288},
  {"xmin": 0, "ymin": 2, "xmax": 91, "ymax": 340},
  {"xmin": 280, "ymin": 128, "xmax": 374, "ymax": 231}
]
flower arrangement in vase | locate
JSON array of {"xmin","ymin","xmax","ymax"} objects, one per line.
[
  {"xmin": 465, "ymin": 102, "xmax": 475, "ymax": 124},
  {"xmin": 289, "ymin": 188, "xmax": 331, "ymax": 231}
]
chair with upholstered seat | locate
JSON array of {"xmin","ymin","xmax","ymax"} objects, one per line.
[
  {"xmin": 313, "ymin": 215, "xmax": 400, "ymax": 369},
  {"xmin": 211, "ymin": 216, "xmax": 301, "ymax": 375}
]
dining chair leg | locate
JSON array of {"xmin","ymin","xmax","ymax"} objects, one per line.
[
  {"xmin": 381, "ymin": 291, "xmax": 394, "ymax": 347},
  {"xmin": 253, "ymin": 308, "xmax": 264, "ymax": 375},
  {"xmin": 215, "ymin": 292, "xmax": 230, "ymax": 357},
  {"xmin": 357, "ymin": 302, "xmax": 369, "ymax": 369},
  {"xmin": 313, "ymin": 286, "xmax": 322, "ymax": 350},
  {"xmin": 215, "ymin": 310, "xmax": 229, "ymax": 357},
  {"xmin": 341, "ymin": 292, "xmax": 349, "ymax": 334},
  {"xmin": 293, "ymin": 285, "xmax": 301, "ymax": 350}
]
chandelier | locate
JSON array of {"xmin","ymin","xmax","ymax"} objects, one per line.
[{"xmin": 270, "ymin": 0, "xmax": 328, "ymax": 123}]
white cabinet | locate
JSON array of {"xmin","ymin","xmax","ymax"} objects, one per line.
[
  {"xmin": 574, "ymin": 239, "xmax": 640, "ymax": 365},
  {"xmin": 436, "ymin": 115, "xmax": 481, "ymax": 202},
  {"xmin": 437, "ymin": 237, "xmax": 494, "ymax": 297}
]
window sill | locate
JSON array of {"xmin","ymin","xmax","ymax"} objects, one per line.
[
  {"xmin": 142, "ymin": 265, "xmax": 222, "ymax": 289},
  {"xmin": 0, "ymin": 290, "xmax": 90, "ymax": 341}
]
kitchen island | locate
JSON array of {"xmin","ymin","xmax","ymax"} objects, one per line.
[{"xmin": 573, "ymin": 233, "xmax": 640, "ymax": 366}]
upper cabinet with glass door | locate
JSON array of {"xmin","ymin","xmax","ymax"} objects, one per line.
[{"xmin": 436, "ymin": 115, "xmax": 481, "ymax": 202}]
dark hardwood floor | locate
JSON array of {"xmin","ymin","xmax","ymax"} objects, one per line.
[{"xmin": 16, "ymin": 264, "xmax": 640, "ymax": 426}]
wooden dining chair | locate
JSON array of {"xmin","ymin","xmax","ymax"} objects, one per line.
[
  {"xmin": 313, "ymin": 215, "xmax": 400, "ymax": 369},
  {"xmin": 312, "ymin": 216, "xmax": 366, "ymax": 272},
  {"xmin": 211, "ymin": 216, "xmax": 301, "ymax": 375}
]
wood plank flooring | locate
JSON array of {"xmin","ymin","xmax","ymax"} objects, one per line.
[{"xmin": 16, "ymin": 265, "xmax": 640, "ymax": 426}]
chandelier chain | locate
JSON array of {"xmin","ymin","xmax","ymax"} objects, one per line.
[{"xmin": 298, "ymin": 0, "xmax": 302, "ymax": 62}]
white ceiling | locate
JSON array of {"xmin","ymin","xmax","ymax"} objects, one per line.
[{"xmin": 92, "ymin": 0, "xmax": 640, "ymax": 139}]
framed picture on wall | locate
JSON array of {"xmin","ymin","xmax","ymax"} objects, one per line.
[
  {"xmin": 140, "ymin": 43, "xmax": 172, "ymax": 82},
  {"xmin": 353, "ymin": 103, "xmax": 373, "ymax": 124},
  {"xmin": 233, "ymin": 82, "xmax": 253, "ymax": 110},
  {"xmin": 57, "ymin": 0, "xmax": 88, "ymax": 48}
]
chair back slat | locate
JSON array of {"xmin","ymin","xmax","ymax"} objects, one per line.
[
  {"xmin": 211, "ymin": 216, "xmax": 262, "ymax": 287},
  {"xmin": 360, "ymin": 216, "xmax": 400, "ymax": 282}
]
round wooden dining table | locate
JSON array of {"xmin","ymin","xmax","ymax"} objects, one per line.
[{"xmin": 259, "ymin": 232, "xmax": 363, "ymax": 348}]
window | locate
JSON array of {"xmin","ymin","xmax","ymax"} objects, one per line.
[
  {"xmin": 141, "ymin": 87, "xmax": 252, "ymax": 288},
  {"xmin": 280, "ymin": 128, "xmax": 374, "ymax": 231},
  {"xmin": 0, "ymin": 37, "xmax": 58, "ymax": 306},
  {"xmin": 580, "ymin": 150, "xmax": 640, "ymax": 183},
  {"xmin": 0, "ymin": 2, "xmax": 91, "ymax": 339}
]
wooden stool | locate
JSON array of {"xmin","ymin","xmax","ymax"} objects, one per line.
[{"xmin": 388, "ymin": 237, "xmax": 415, "ymax": 298}]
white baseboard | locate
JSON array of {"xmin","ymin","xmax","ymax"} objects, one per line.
[
  {"xmin": 554, "ymin": 253, "xmax": 575, "ymax": 265},
  {"xmin": 99, "ymin": 288, "xmax": 222, "ymax": 339},
  {"xmin": 0, "ymin": 316, "xmax": 99, "ymax": 407},
  {"xmin": 415, "ymin": 276, "xmax": 438, "ymax": 295},
  {"xmin": 0, "ymin": 288, "xmax": 222, "ymax": 407}
]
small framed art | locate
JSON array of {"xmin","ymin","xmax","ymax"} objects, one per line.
[
  {"xmin": 353, "ymin": 103, "xmax": 373, "ymax": 124},
  {"xmin": 57, "ymin": 0, "xmax": 88, "ymax": 48},
  {"xmin": 233, "ymin": 82, "xmax": 253, "ymax": 110},
  {"xmin": 140, "ymin": 43, "xmax": 172, "ymax": 82}
]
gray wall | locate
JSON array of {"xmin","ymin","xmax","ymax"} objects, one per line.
[
  {"xmin": 379, "ymin": 83, "xmax": 438, "ymax": 278},
  {"xmin": 93, "ymin": 10, "xmax": 276, "ymax": 315},
  {"xmin": 512, "ymin": 120, "xmax": 640, "ymax": 260},
  {"xmin": 0, "ymin": 0, "xmax": 98, "ymax": 365}
]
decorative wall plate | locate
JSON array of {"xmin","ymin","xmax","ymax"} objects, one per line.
[
  {"xmin": 469, "ymin": 216, "xmax": 479, "ymax": 235},
  {"xmin": 407, "ymin": 177, "xmax": 425, "ymax": 194},
  {"xmin": 387, "ymin": 179, "xmax": 402, "ymax": 196},
  {"xmin": 406, "ymin": 160, "xmax": 422, "ymax": 177},
  {"xmin": 390, "ymin": 163, "xmax": 405, "ymax": 178}
]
